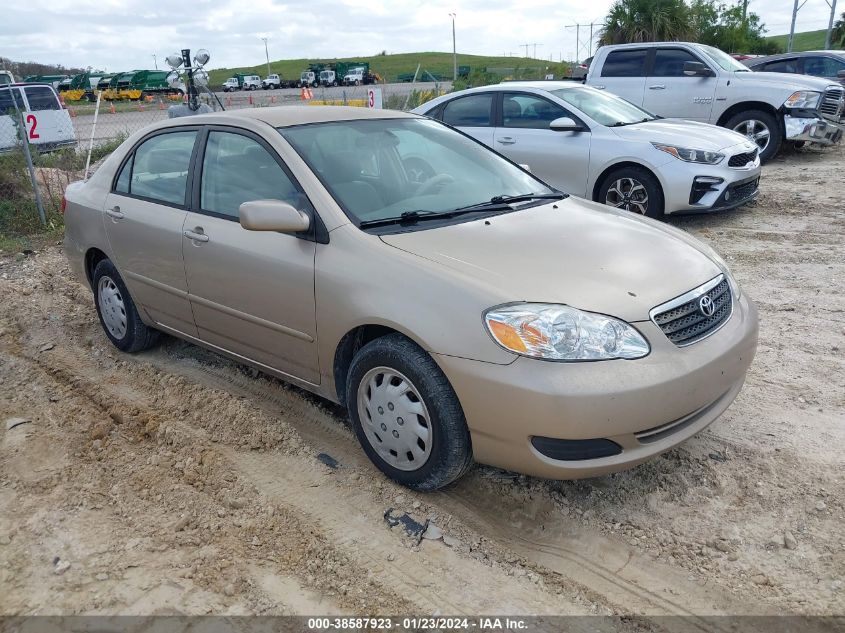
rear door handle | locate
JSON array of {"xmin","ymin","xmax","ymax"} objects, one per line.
[
  {"xmin": 183, "ymin": 229, "xmax": 209, "ymax": 243},
  {"xmin": 105, "ymin": 206, "xmax": 124, "ymax": 219},
  {"xmin": 497, "ymin": 137, "xmax": 516, "ymax": 145},
  {"xmin": 649, "ymin": 84, "xmax": 666, "ymax": 90}
]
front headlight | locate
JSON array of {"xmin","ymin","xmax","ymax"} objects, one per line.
[
  {"xmin": 484, "ymin": 303, "xmax": 650, "ymax": 361},
  {"xmin": 784, "ymin": 90, "xmax": 821, "ymax": 109},
  {"xmin": 652, "ymin": 143, "xmax": 724, "ymax": 164}
]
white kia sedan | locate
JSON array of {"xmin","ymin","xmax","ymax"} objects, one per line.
[{"xmin": 413, "ymin": 82, "xmax": 762, "ymax": 219}]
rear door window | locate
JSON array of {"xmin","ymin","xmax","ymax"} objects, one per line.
[
  {"xmin": 441, "ymin": 93, "xmax": 494, "ymax": 127},
  {"xmin": 601, "ymin": 50, "xmax": 648, "ymax": 77},
  {"xmin": 124, "ymin": 131, "xmax": 197, "ymax": 206},
  {"xmin": 803, "ymin": 56, "xmax": 845, "ymax": 78},
  {"xmin": 500, "ymin": 93, "xmax": 568, "ymax": 129},
  {"xmin": 23, "ymin": 86, "xmax": 60, "ymax": 111}
]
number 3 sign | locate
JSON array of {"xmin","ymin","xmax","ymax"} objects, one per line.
[{"xmin": 366, "ymin": 88, "xmax": 383, "ymax": 109}]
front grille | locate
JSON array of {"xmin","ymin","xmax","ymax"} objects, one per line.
[
  {"xmin": 820, "ymin": 87, "xmax": 844, "ymax": 118},
  {"xmin": 728, "ymin": 149, "xmax": 758, "ymax": 167},
  {"xmin": 651, "ymin": 276, "xmax": 733, "ymax": 347},
  {"xmin": 729, "ymin": 178, "xmax": 759, "ymax": 202}
]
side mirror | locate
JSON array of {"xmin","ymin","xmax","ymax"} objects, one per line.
[
  {"xmin": 837, "ymin": 69, "xmax": 845, "ymax": 79},
  {"xmin": 239, "ymin": 200, "xmax": 310, "ymax": 233},
  {"xmin": 683, "ymin": 61, "xmax": 714, "ymax": 77},
  {"xmin": 549, "ymin": 116, "xmax": 583, "ymax": 132}
]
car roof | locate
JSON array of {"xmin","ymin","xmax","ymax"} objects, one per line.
[
  {"xmin": 749, "ymin": 50, "xmax": 845, "ymax": 63},
  {"xmin": 154, "ymin": 105, "xmax": 416, "ymax": 130},
  {"xmin": 597, "ymin": 41, "xmax": 702, "ymax": 50},
  {"xmin": 497, "ymin": 81, "xmax": 586, "ymax": 91}
]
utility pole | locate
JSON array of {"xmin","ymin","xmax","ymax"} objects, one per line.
[
  {"xmin": 825, "ymin": 0, "xmax": 839, "ymax": 49},
  {"xmin": 787, "ymin": 0, "xmax": 809, "ymax": 52},
  {"xmin": 449, "ymin": 13, "xmax": 457, "ymax": 80},
  {"xmin": 261, "ymin": 37, "xmax": 270, "ymax": 77},
  {"xmin": 152, "ymin": 54, "xmax": 157, "ymax": 70},
  {"xmin": 521, "ymin": 43, "xmax": 539, "ymax": 58},
  {"xmin": 566, "ymin": 20, "xmax": 603, "ymax": 63}
]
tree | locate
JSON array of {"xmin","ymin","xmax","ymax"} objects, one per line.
[
  {"xmin": 599, "ymin": 0, "xmax": 693, "ymax": 45},
  {"xmin": 832, "ymin": 12, "xmax": 845, "ymax": 48}
]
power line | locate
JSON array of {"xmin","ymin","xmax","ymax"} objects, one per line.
[{"xmin": 564, "ymin": 21, "xmax": 602, "ymax": 63}]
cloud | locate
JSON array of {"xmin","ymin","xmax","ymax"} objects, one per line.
[{"xmin": 0, "ymin": 0, "xmax": 838, "ymax": 72}]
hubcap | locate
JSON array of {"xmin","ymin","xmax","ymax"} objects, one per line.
[
  {"xmin": 97, "ymin": 276, "xmax": 127, "ymax": 339},
  {"xmin": 606, "ymin": 177, "xmax": 649, "ymax": 214},
  {"xmin": 356, "ymin": 367, "xmax": 432, "ymax": 471},
  {"xmin": 734, "ymin": 119, "xmax": 770, "ymax": 153}
]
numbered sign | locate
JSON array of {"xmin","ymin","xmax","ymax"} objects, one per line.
[{"xmin": 366, "ymin": 87, "xmax": 383, "ymax": 109}]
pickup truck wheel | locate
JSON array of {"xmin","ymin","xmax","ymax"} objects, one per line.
[
  {"xmin": 726, "ymin": 110, "xmax": 781, "ymax": 163},
  {"xmin": 347, "ymin": 334, "xmax": 473, "ymax": 491},
  {"xmin": 92, "ymin": 259, "xmax": 159, "ymax": 353},
  {"xmin": 354, "ymin": 79, "xmax": 360, "ymax": 86},
  {"xmin": 598, "ymin": 167, "xmax": 664, "ymax": 219}
]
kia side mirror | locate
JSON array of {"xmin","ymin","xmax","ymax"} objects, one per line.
[
  {"xmin": 683, "ymin": 61, "xmax": 714, "ymax": 77},
  {"xmin": 239, "ymin": 200, "xmax": 310, "ymax": 233},
  {"xmin": 549, "ymin": 116, "xmax": 583, "ymax": 132}
]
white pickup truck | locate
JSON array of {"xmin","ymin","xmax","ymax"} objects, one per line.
[{"xmin": 586, "ymin": 42, "xmax": 845, "ymax": 162}]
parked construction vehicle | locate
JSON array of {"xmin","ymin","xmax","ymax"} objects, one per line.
[
  {"xmin": 23, "ymin": 74, "xmax": 70, "ymax": 90},
  {"xmin": 222, "ymin": 74, "xmax": 261, "ymax": 91},
  {"xmin": 58, "ymin": 72, "xmax": 105, "ymax": 102},
  {"xmin": 262, "ymin": 74, "xmax": 297, "ymax": 89},
  {"xmin": 342, "ymin": 63, "xmax": 380, "ymax": 86},
  {"xmin": 101, "ymin": 70, "xmax": 184, "ymax": 100}
]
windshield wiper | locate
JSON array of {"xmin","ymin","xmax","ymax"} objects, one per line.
[
  {"xmin": 609, "ymin": 117, "xmax": 653, "ymax": 127},
  {"xmin": 358, "ymin": 208, "xmax": 495, "ymax": 229},
  {"xmin": 455, "ymin": 192, "xmax": 566, "ymax": 212}
]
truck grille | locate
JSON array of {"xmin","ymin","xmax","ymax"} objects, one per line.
[
  {"xmin": 727, "ymin": 149, "xmax": 758, "ymax": 167},
  {"xmin": 651, "ymin": 275, "xmax": 733, "ymax": 347},
  {"xmin": 820, "ymin": 87, "xmax": 844, "ymax": 119}
]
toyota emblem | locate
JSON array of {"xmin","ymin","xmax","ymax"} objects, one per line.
[{"xmin": 699, "ymin": 295, "xmax": 716, "ymax": 317}]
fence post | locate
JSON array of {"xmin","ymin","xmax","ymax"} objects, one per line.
[
  {"xmin": 84, "ymin": 92, "xmax": 102, "ymax": 182},
  {"xmin": 11, "ymin": 99, "xmax": 47, "ymax": 226}
]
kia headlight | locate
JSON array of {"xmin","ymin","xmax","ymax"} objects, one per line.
[
  {"xmin": 484, "ymin": 304, "xmax": 649, "ymax": 361},
  {"xmin": 653, "ymin": 143, "xmax": 724, "ymax": 164},
  {"xmin": 784, "ymin": 90, "xmax": 821, "ymax": 109}
]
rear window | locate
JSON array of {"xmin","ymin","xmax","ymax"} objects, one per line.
[
  {"xmin": 24, "ymin": 86, "xmax": 60, "ymax": 111},
  {"xmin": 601, "ymin": 50, "xmax": 647, "ymax": 77}
]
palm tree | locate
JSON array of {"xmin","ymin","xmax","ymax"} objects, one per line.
[
  {"xmin": 599, "ymin": 0, "xmax": 693, "ymax": 45},
  {"xmin": 832, "ymin": 12, "xmax": 845, "ymax": 48}
]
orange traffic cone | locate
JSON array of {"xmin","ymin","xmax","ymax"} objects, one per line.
[
  {"xmin": 270, "ymin": 95, "xmax": 276, "ymax": 104},
  {"xmin": 68, "ymin": 106, "xmax": 76, "ymax": 118},
  {"xmin": 225, "ymin": 95, "xmax": 232, "ymax": 107},
  {"xmin": 138, "ymin": 101, "xmax": 145, "ymax": 111},
  {"xmin": 248, "ymin": 94, "xmax": 253, "ymax": 105},
  {"xmin": 109, "ymin": 102, "xmax": 116, "ymax": 114}
]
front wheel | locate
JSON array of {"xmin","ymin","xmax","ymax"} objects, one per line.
[
  {"xmin": 92, "ymin": 259, "xmax": 160, "ymax": 353},
  {"xmin": 597, "ymin": 166, "xmax": 664, "ymax": 219},
  {"xmin": 725, "ymin": 109, "xmax": 782, "ymax": 163},
  {"xmin": 346, "ymin": 334, "xmax": 473, "ymax": 490}
]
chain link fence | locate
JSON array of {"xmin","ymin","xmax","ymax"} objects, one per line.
[{"xmin": 0, "ymin": 82, "xmax": 448, "ymax": 248}]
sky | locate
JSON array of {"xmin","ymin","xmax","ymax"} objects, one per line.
[{"xmin": 0, "ymin": 0, "xmax": 840, "ymax": 73}]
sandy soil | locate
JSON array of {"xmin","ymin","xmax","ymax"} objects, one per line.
[{"xmin": 0, "ymin": 143, "xmax": 843, "ymax": 620}]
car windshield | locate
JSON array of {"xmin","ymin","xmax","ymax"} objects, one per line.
[
  {"xmin": 550, "ymin": 86, "xmax": 655, "ymax": 126},
  {"xmin": 280, "ymin": 118, "xmax": 553, "ymax": 228},
  {"xmin": 697, "ymin": 45, "xmax": 750, "ymax": 72}
]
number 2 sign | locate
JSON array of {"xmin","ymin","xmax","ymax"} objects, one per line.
[
  {"xmin": 26, "ymin": 114, "xmax": 40, "ymax": 140},
  {"xmin": 366, "ymin": 87, "xmax": 383, "ymax": 110}
]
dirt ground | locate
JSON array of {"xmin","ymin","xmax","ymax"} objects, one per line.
[{"xmin": 0, "ymin": 142, "xmax": 843, "ymax": 622}]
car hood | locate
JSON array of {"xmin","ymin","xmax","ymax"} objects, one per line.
[
  {"xmin": 610, "ymin": 119, "xmax": 755, "ymax": 152},
  {"xmin": 379, "ymin": 198, "xmax": 723, "ymax": 322},
  {"xmin": 735, "ymin": 70, "xmax": 837, "ymax": 92}
]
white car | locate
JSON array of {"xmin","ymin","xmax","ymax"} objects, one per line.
[
  {"xmin": 413, "ymin": 82, "xmax": 762, "ymax": 218},
  {"xmin": 222, "ymin": 78, "xmax": 240, "ymax": 92},
  {"xmin": 1, "ymin": 82, "xmax": 76, "ymax": 152}
]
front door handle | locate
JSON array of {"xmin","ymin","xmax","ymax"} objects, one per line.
[
  {"xmin": 649, "ymin": 84, "xmax": 666, "ymax": 90},
  {"xmin": 593, "ymin": 85, "xmax": 606, "ymax": 90},
  {"xmin": 497, "ymin": 137, "xmax": 516, "ymax": 145},
  {"xmin": 105, "ymin": 206, "xmax": 124, "ymax": 220},
  {"xmin": 183, "ymin": 229, "xmax": 209, "ymax": 243}
]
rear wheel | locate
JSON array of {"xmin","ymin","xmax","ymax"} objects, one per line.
[
  {"xmin": 726, "ymin": 109, "xmax": 782, "ymax": 163},
  {"xmin": 346, "ymin": 334, "xmax": 473, "ymax": 490},
  {"xmin": 92, "ymin": 259, "xmax": 159, "ymax": 353},
  {"xmin": 597, "ymin": 166, "xmax": 664, "ymax": 219}
]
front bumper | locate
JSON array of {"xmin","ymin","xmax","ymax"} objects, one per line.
[
  {"xmin": 784, "ymin": 115, "xmax": 844, "ymax": 145},
  {"xmin": 433, "ymin": 293, "xmax": 758, "ymax": 480},
  {"xmin": 660, "ymin": 144, "xmax": 761, "ymax": 215}
]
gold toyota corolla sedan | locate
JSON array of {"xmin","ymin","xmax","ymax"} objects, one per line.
[{"xmin": 63, "ymin": 106, "xmax": 758, "ymax": 490}]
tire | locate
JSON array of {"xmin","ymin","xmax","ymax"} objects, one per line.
[
  {"xmin": 725, "ymin": 109, "xmax": 782, "ymax": 163},
  {"xmin": 346, "ymin": 334, "xmax": 473, "ymax": 491},
  {"xmin": 354, "ymin": 80, "xmax": 360, "ymax": 86},
  {"xmin": 92, "ymin": 259, "xmax": 159, "ymax": 353},
  {"xmin": 597, "ymin": 166, "xmax": 664, "ymax": 219}
]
